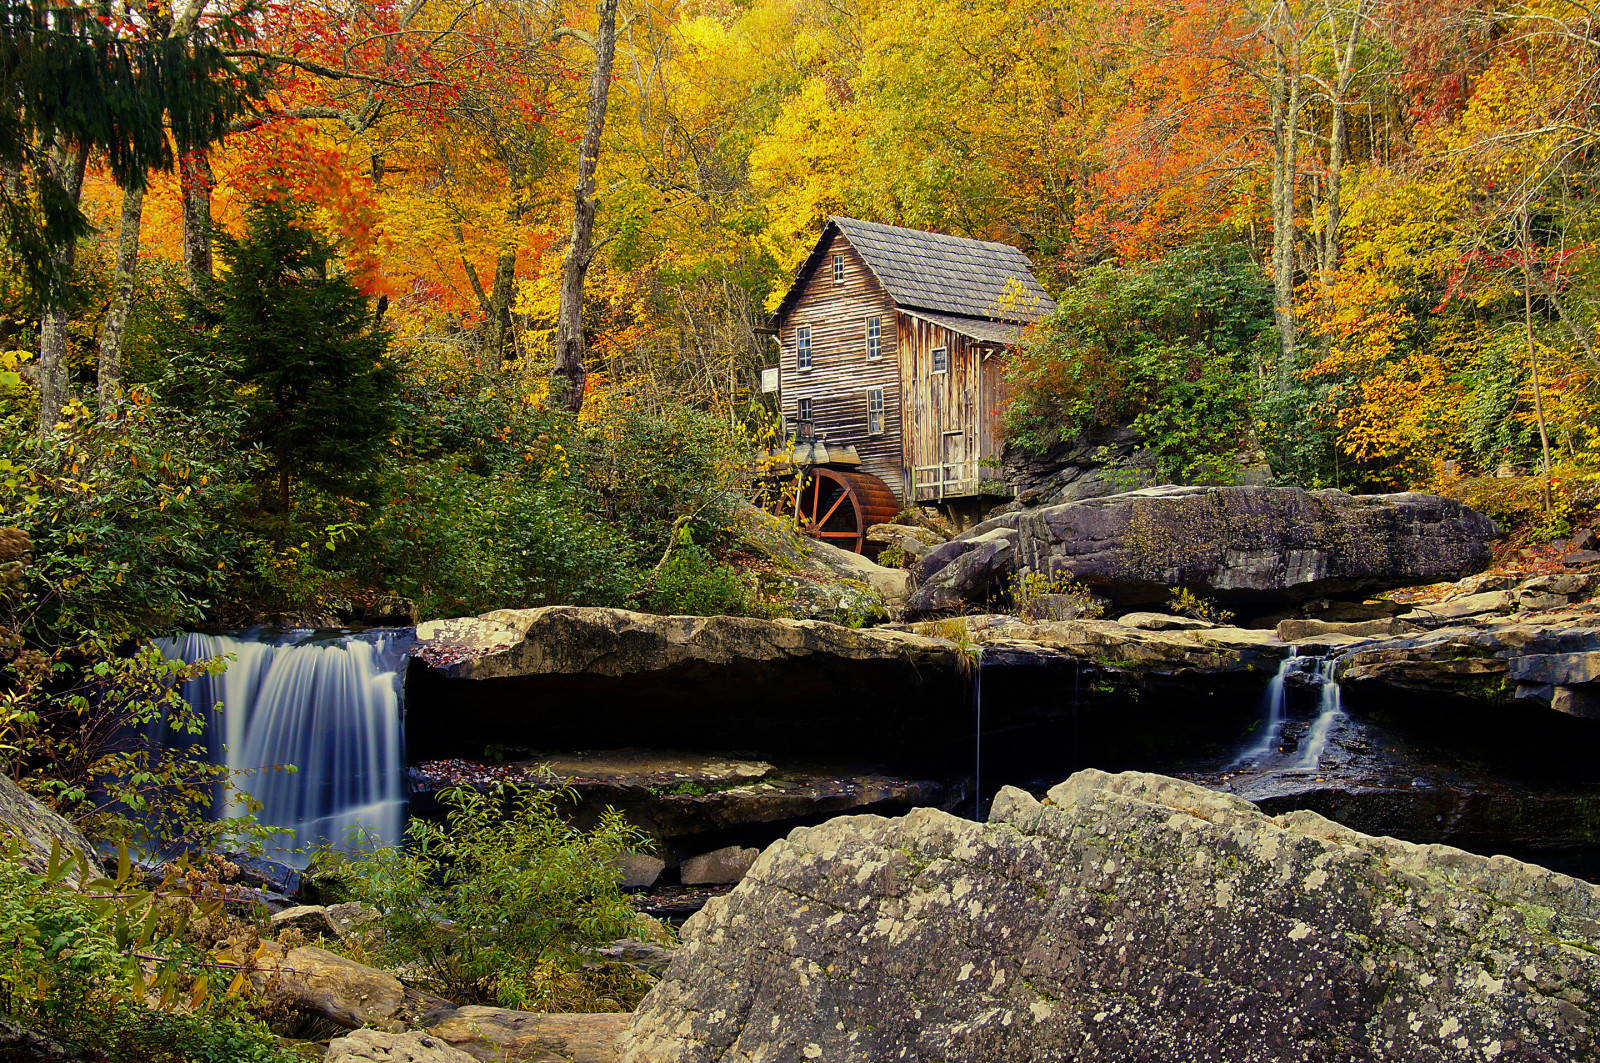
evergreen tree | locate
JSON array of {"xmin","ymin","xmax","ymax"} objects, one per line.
[{"xmin": 210, "ymin": 200, "xmax": 397, "ymax": 512}]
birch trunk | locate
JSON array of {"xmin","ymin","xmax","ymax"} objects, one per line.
[
  {"xmin": 97, "ymin": 183, "xmax": 144, "ymax": 414},
  {"xmin": 551, "ymin": 0, "xmax": 620, "ymax": 414},
  {"xmin": 1523, "ymin": 212, "xmax": 1554, "ymax": 513},
  {"xmin": 1269, "ymin": 46, "xmax": 1301, "ymax": 394},
  {"xmin": 37, "ymin": 145, "xmax": 89, "ymax": 441}
]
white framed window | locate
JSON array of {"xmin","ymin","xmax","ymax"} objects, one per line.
[
  {"xmin": 797, "ymin": 325, "xmax": 812, "ymax": 371},
  {"xmin": 931, "ymin": 345, "xmax": 948, "ymax": 373},
  {"xmin": 797, "ymin": 397, "xmax": 814, "ymax": 435},
  {"xmin": 867, "ymin": 388, "xmax": 884, "ymax": 435},
  {"xmin": 867, "ymin": 316, "xmax": 881, "ymax": 359},
  {"xmin": 832, "ymin": 253, "xmax": 845, "ymax": 284}
]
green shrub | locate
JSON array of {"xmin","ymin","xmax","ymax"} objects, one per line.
[
  {"xmin": 642, "ymin": 543, "xmax": 767, "ymax": 617},
  {"xmin": 1166, "ymin": 586, "xmax": 1235, "ymax": 624},
  {"xmin": 0, "ymin": 840, "xmax": 295, "ymax": 1062},
  {"xmin": 1011, "ymin": 570, "xmax": 1105, "ymax": 622},
  {"xmin": 334, "ymin": 783, "xmax": 651, "ymax": 1012},
  {"xmin": 1004, "ymin": 243, "xmax": 1275, "ymax": 484}
]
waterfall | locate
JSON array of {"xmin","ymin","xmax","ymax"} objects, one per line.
[
  {"xmin": 1294, "ymin": 657, "xmax": 1344, "ymax": 770},
  {"xmin": 157, "ymin": 629, "xmax": 412, "ymax": 865},
  {"xmin": 1232, "ymin": 649, "xmax": 1296, "ymax": 766}
]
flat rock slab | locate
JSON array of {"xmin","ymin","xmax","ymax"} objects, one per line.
[
  {"xmin": 429, "ymin": 1009, "xmax": 629, "ymax": 1063},
  {"xmin": 623, "ymin": 769, "xmax": 1600, "ymax": 1062}
]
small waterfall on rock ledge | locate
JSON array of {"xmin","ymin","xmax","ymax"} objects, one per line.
[
  {"xmin": 156, "ymin": 629, "xmax": 412, "ymax": 864},
  {"xmin": 1232, "ymin": 649, "xmax": 1296, "ymax": 767},
  {"xmin": 1295, "ymin": 658, "xmax": 1344, "ymax": 770},
  {"xmin": 1229, "ymin": 650, "xmax": 1345, "ymax": 773}
]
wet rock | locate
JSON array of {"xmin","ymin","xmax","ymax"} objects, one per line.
[
  {"xmin": 427, "ymin": 1009, "xmax": 629, "ymax": 1063},
  {"xmin": 409, "ymin": 750, "xmax": 956, "ymax": 864},
  {"xmin": 0, "ymin": 774, "xmax": 98, "ymax": 882},
  {"xmin": 623, "ymin": 770, "xmax": 1600, "ymax": 1062},
  {"xmin": 915, "ymin": 485, "xmax": 1496, "ymax": 615},
  {"xmin": 1339, "ymin": 622, "xmax": 1600, "ymax": 722},
  {"xmin": 270, "ymin": 905, "xmax": 342, "ymax": 941},
  {"xmin": 679, "ymin": 846, "xmax": 758, "ymax": 886},
  {"xmin": 326, "ymin": 1029, "xmax": 477, "ymax": 1063},
  {"xmin": 617, "ymin": 852, "xmax": 666, "ymax": 889},
  {"xmin": 0, "ymin": 1019, "xmax": 90, "ymax": 1061}
]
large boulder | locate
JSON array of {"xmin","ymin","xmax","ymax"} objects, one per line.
[
  {"xmin": 622, "ymin": 769, "xmax": 1600, "ymax": 1062},
  {"xmin": 911, "ymin": 485, "xmax": 1497, "ymax": 616},
  {"xmin": 0, "ymin": 774, "xmax": 99, "ymax": 881}
]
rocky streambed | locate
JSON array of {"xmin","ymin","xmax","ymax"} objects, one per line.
[{"xmin": 405, "ymin": 558, "xmax": 1600, "ymax": 888}]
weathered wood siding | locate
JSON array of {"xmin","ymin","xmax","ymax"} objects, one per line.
[
  {"xmin": 778, "ymin": 232, "xmax": 904, "ymax": 496},
  {"xmin": 898, "ymin": 315, "xmax": 1007, "ymax": 501}
]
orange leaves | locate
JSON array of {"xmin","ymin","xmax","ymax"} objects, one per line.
[{"xmin": 221, "ymin": 121, "xmax": 391, "ymax": 294}]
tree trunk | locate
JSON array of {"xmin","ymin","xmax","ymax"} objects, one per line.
[
  {"xmin": 1269, "ymin": 35, "xmax": 1301, "ymax": 395},
  {"xmin": 484, "ymin": 248, "xmax": 516, "ymax": 370},
  {"xmin": 36, "ymin": 145, "xmax": 89, "ymax": 441},
  {"xmin": 180, "ymin": 149, "xmax": 214, "ymax": 291},
  {"xmin": 97, "ymin": 183, "xmax": 145, "ymax": 415},
  {"xmin": 551, "ymin": 0, "xmax": 621, "ymax": 415},
  {"xmin": 1522, "ymin": 211, "xmax": 1554, "ymax": 513}
]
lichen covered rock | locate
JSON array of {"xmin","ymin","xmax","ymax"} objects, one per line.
[
  {"xmin": 623, "ymin": 769, "xmax": 1600, "ymax": 1062},
  {"xmin": 911, "ymin": 485, "xmax": 1497, "ymax": 616}
]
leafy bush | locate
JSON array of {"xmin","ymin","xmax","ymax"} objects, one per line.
[
  {"xmin": 1011, "ymin": 570, "xmax": 1105, "ymax": 622},
  {"xmin": 640, "ymin": 542, "xmax": 768, "ymax": 618},
  {"xmin": 1004, "ymin": 243, "xmax": 1275, "ymax": 484},
  {"xmin": 334, "ymin": 783, "xmax": 651, "ymax": 1011},
  {"xmin": 0, "ymin": 840, "xmax": 295, "ymax": 1062},
  {"xmin": 1166, "ymin": 586, "xmax": 1235, "ymax": 624}
]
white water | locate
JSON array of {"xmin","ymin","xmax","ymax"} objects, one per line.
[
  {"xmin": 156, "ymin": 630, "xmax": 411, "ymax": 864},
  {"xmin": 1232, "ymin": 649, "xmax": 1296, "ymax": 766},
  {"xmin": 1294, "ymin": 657, "xmax": 1344, "ymax": 770}
]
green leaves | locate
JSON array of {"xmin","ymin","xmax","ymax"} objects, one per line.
[
  {"xmin": 1004, "ymin": 243, "xmax": 1275, "ymax": 484},
  {"xmin": 333, "ymin": 781, "xmax": 654, "ymax": 1012}
]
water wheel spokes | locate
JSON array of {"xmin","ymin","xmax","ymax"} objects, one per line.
[{"xmin": 794, "ymin": 467, "xmax": 900, "ymax": 554}]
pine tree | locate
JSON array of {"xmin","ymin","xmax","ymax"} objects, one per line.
[{"xmin": 210, "ymin": 200, "xmax": 397, "ymax": 513}]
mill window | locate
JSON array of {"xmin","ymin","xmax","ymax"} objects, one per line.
[
  {"xmin": 833, "ymin": 254, "xmax": 845, "ymax": 284},
  {"xmin": 797, "ymin": 397, "xmax": 814, "ymax": 436},
  {"xmin": 797, "ymin": 325, "xmax": 812, "ymax": 370},
  {"xmin": 867, "ymin": 316, "xmax": 881, "ymax": 359},
  {"xmin": 931, "ymin": 345, "xmax": 948, "ymax": 374},
  {"xmin": 868, "ymin": 388, "xmax": 885, "ymax": 435}
]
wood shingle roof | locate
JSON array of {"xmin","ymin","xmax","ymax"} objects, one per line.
[{"xmin": 776, "ymin": 216, "xmax": 1055, "ymax": 325}]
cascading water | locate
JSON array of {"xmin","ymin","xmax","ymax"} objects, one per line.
[
  {"xmin": 1232, "ymin": 648, "xmax": 1296, "ymax": 767},
  {"xmin": 1294, "ymin": 657, "xmax": 1344, "ymax": 770},
  {"xmin": 1229, "ymin": 650, "xmax": 1345, "ymax": 773},
  {"xmin": 156, "ymin": 629, "xmax": 412, "ymax": 865}
]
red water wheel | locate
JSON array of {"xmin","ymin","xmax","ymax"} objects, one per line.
[{"xmin": 793, "ymin": 468, "xmax": 900, "ymax": 554}]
